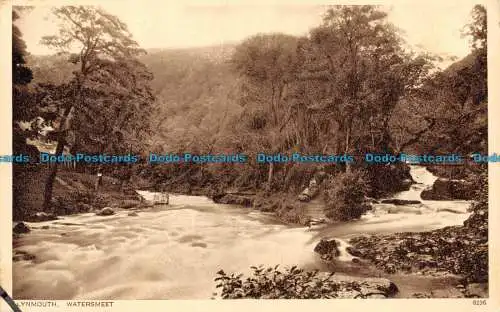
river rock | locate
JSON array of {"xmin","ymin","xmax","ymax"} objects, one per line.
[
  {"xmin": 13, "ymin": 250, "xmax": 36, "ymax": 262},
  {"xmin": 13, "ymin": 222, "xmax": 30, "ymax": 234},
  {"xmin": 25, "ymin": 212, "xmax": 58, "ymax": 222},
  {"xmin": 381, "ymin": 199, "xmax": 422, "ymax": 205},
  {"xmin": 96, "ymin": 207, "xmax": 115, "ymax": 216},
  {"xmin": 314, "ymin": 238, "xmax": 340, "ymax": 259},
  {"xmin": 348, "ymin": 202, "xmax": 488, "ymax": 283},
  {"xmin": 316, "ymin": 273, "xmax": 398, "ymax": 298},
  {"xmin": 420, "ymin": 178, "xmax": 476, "ymax": 200},
  {"xmin": 346, "ymin": 246, "xmax": 363, "ymax": 257},
  {"xmin": 128, "ymin": 212, "xmax": 139, "ymax": 217}
]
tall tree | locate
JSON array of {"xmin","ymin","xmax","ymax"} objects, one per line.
[
  {"xmin": 40, "ymin": 6, "xmax": 154, "ymax": 210},
  {"xmin": 12, "ymin": 10, "xmax": 33, "ymax": 86},
  {"xmin": 13, "ymin": 7, "xmax": 36, "ymax": 221},
  {"xmin": 398, "ymin": 4, "xmax": 488, "ymax": 156},
  {"xmin": 464, "ymin": 4, "xmax": 487, "ymax": 52},
  {"xmin": 231, "ymin": 33, "xmax": 300, "ymax": 189},
  {"xmin": 295, "ymin": 5, "xmax": 433, "ymax": 156},
  {"xmin": 13, "ymin": 8, "xmax": 36, "ymax": 146}
]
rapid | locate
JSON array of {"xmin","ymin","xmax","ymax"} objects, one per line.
[{"xmin": 12, "ymin": 166, "xmax": 471, "ymax": 299}]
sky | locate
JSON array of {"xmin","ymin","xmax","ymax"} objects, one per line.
[{"xmin": 14, "ymin": 1, "xmax": 483, "ymax": 62}]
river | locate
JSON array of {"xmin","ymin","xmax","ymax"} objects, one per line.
[{"xmin": 12, "ymin": 165, "xmax": 471, "ymax": 299}]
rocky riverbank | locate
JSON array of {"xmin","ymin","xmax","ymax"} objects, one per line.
[
  {"xmin": 13, "ymin": 166, "xmax": 151, "ymax": 222},
  {"xmin": 213, "ymin": 191, "xmax": 316, "ymax": 225},
  {"xmin": 420, "ymin": 178, "xmax": 477, "ymax": 200},
  {"xmin": 313, "ymin": 197, "xmax": 488, "ymax": 298},
  {"xmin": 152, "ymin": 163, "xmax": 415, "ymax": 226}
]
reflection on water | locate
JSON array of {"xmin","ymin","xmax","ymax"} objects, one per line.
[{"xmin": 13, "ymin": 166, "xmax": 471, "ymax": 299}]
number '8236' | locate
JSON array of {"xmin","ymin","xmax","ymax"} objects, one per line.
[{"xmin": 472, "ymin": 299, "xmax": 487, "ymax": 305}]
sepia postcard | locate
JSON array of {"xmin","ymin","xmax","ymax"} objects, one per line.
[{"xmin": 1, "ymin": 0, "xmax": 499, "ymax": 311}]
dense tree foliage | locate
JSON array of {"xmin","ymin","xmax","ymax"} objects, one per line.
[
  {"xmin": 13, "ymin": 8, "xmax": 36, "ymax": 150},
  {"xmin": 13, "ymin": 6, "xmax": 156, "ymax": 211},
  {"xmin": 20, "ymin": 5, "xmax": 488, "ymax": 216}
]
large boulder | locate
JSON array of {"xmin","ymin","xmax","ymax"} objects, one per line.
[
  {"xmin": 13, "ymin": 222, "xmax": 30, "ymax": 234},
  {"xmin": 421, "ymin": 178, "xmax": 476, "ymax": 200},
  {"xmin": 314, "ymin": 238, "xmax": 340, "ymax": 260},
  {"xmin": 25, "ymin": 212, "xmax": 58, "ymax": 222},
  {"xmin": 96, "ymin": 207, "xmax": 115, "ymax": 216}
]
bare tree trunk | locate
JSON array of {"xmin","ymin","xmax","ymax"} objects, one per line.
[
  {"xmin": 42, "ymin": 105, "xmax": 73, "ymax": 211},
  {"xmin": 94, "ymin": 164, "xmax": 103, "ymax": 192},
  {"xmin": 345, "ymin": 126, "xmax": 352, "ymax": 173},
  {"xmin": 267, "ymin": 162, "xmax": 274, "ymax": 191},
  {"xmin": 369, "ymin": 118, "xmax": 375, "ymax": 149}
]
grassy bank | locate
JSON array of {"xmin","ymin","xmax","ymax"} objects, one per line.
[{"xmin": 13, "ymin": 165, "xmax": 142, "ymax": 221}]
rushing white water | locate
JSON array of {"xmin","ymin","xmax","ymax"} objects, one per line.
[
  {"xmin": 318, "ymin": 165, "xmax": 472, "ymax": 263},
  {"xmin": 13, "ymin": 165, "xmax": 472, "ymax": 299},
  {"xmin": 13, "ymin": 202, "xmax": 318, "ymax": 299}
]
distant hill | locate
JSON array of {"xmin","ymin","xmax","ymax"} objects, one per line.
[
  {"xmin": 25, "ymin": 43, "xmax": 243, "ymax": 151},
  {"xmin": 138, "ymin": 44, "xmax": 242, "ymax": 150},
  {"xmin": 145, "ymin": 44, "xmax": 236, "ymax": 64}
]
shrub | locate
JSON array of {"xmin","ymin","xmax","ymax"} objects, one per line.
[
  {"xmin": 214, "ymin": 265, "xmax": 345, "ymax": 299},
  {"xmin": 364, "ymin": 163, "xmax": 411, "ymax": 197},
  {"xmin": 324, "ymin": 169, "xmax": 370, "ymax": 221}
]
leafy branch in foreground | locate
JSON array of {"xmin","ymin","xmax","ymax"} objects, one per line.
[{"xmin": 214, "ymin": 265, "xmax": 349, "ymax": 299}]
